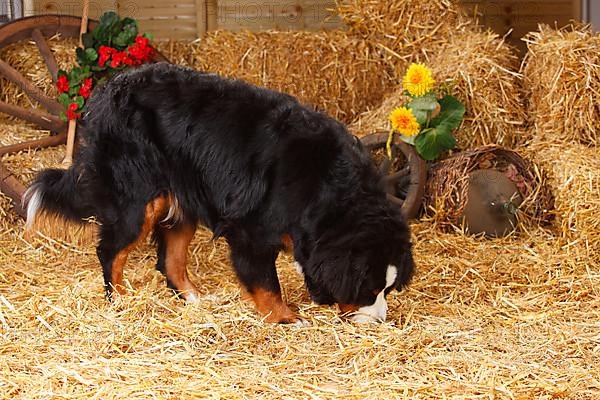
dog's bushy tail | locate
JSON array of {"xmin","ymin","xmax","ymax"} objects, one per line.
[{"xmin": 24, "ymin": 167, "xmax": 94, "ymax": 230}]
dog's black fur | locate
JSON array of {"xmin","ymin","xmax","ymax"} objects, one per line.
[{"xmin": 27, "ymin": 63, "xmax": 414, "ymax": 317}]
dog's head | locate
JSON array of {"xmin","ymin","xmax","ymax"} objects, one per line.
[{"xmin": 303, "ymin": 200, "xmax": 415, "ymax": 322}]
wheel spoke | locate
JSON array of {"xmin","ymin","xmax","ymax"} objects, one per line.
[
  {"xmin": 31, "ymin": 28, "xmax": 59, "ymax": 82},
  {"xmin": 386, "ymin": 194, "xmax": 404, "ymax": 207},
  {"xmin": 0, "ymin": 131, "xmax": 67, "ymax": 157},
  {"xmin": 0, "ymin": 100, "xmax": 66, "ymax": 133},
  {"xmin": 383, "ymin": 166, "xmax": 410, "ymax": 184},
  {"xmin": 0, "ymin": 58, "xmax": 62, "ymax": 115},
  {"xmin": 0, "ymin": 161, "xmax": 26, "ymax": 217}
]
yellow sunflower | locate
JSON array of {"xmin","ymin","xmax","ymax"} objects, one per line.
[
  {"xmin": 389, "ymin": 107, "xmax": 420, "ymax": 137},
  {"xmin": 402, "ymin": 63, "xmax": 435, "ymax": 97}
]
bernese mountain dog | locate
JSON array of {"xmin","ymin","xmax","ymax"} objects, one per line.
[{"xmin": 25, "ymin": 62, "xmax": 414, "ymax": 324}]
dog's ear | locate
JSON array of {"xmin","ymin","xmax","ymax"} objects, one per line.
[
  {"xmin": 395, "ymin": 249, "xmax": 415, "ymax": 291},
  {"xmin": 306, "ymin": 242, "xmax": 368, "ymax": 305}
]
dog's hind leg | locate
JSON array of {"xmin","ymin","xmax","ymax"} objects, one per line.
[
  {"xmin": 97, "ymin": 196, "xmax": 168, "ymax": 299},
  {"xmin": 154, "ymin": 223, "xmax": 200, "ymax": 302},
  {"xmin": 227, "ymin": 236, "xmax": 302, "ymax": 324}
]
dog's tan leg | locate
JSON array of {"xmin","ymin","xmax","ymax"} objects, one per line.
[
  {"xmin": 248, "ymin": 287, "xmax": 300, "ymax": 324},
  {"xmin": 159, "ymin": 223, "xmax": 200, "ymax": 302},
  {"xmin": 100, "ymin": 196, "xmax": 168, "ymax": 297}
]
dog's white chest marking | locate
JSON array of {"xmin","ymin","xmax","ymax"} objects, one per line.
[{"xmin": 351, "ymin": 265, "xmax": 397, "ymax": 323}]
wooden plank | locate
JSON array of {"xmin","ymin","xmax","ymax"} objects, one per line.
[
  {"xmin": 33, "ymin": 0, "xmax": 117, "ymax": 19},
  {"xmin": 218, "ymin": 15, "xmax": 305, "ymax": 31},
  {"xmin": 127, "ymin": 7, "xmax": 196, "ymax": 19},
  {"xmin": 216, "ymin": 0, "xmax": 339, "ymax": 31},
  {"xmin": 0, "ymin": 101, "xmax": 66, "ymax": 133},
  {"xmin": 137, "ymin": 20, "xmax": 198, "ymax": 31},
  {"xmin": 0, "ymin": 131, "xmax": 67, "ymax": 157},
  {"xmin": 0, "ymin": 58, "xmax": 63, "ymax": 115},
  {"xmin": 196, "ymin": 0, "xmax": 207, "ymax": 37},
  {"xmin": 31, "ymin": 28, "xmax": 59, "ymax": 82},
  {"xmin": 0, "ymin": 162, "xmax": 26, "ymax": 218},
  {"xmin": 483, "ymin": 2, "xmax": 573, "ymax": 17},
  {"xmin": 152, "ymin": 30, "xmax": 200, "ymax": 40},
  {"xmin": 207, "ymin": 0, "xmax": 218, "ymax": 30},
  {"xmin": 119, "ymin": 0, "xmax": 194, "ymax": 9}
]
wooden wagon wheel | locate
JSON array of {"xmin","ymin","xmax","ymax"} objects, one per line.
[
  {"xmin": 0, "ymin": 15, "xmax": 167, "ymax": 217},
  {"xmin": 360, "ymin": 131, "xmax": 427, "ymax": 220}
]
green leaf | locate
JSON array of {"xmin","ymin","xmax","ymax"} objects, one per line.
[
  {"xmin": 57, "ymin": 69, "xmax": 68, "ymax": 78},
  {"xmin": 99, "ymin": 11, "xmax": 120, "ymax": 29},
  {"xmin": 68, "ymin": 85, "xmax": 79, "ymax": 97},
  {"xmin": 59, "ymin": 111, "xmax": 67, "ymax": 122},
  {"xmin": 399, "ymin": 134, "xmax": 416, "ymax": 146},
  {"xmin": 142, "ymin": 32, "xmax": 154, "ymax": 41},
  {"xmin": 414, "ymin": 126, "xmax": 457, "ymax": 161},
  {"xmin": 407, "ymin": 93, "xmax": 439, "ymax": 126},
  {"xmin": 76, "ymin": 47, "xmax": 87, "ymax": 66},
  {"xmin": 82, "ymin": 32, "xmax": 95, "ymax": 49},
  {"xmin": 76, "ymin": 47, "xmax": 98, "ymax": 66},
  {"xmin": 73, "ymin": 96, "xmax": 85, "ymax": 109},
  {"xmin": 85, "ymin": 48, "xmax": 98, "ymax": 62},
  {"xmin": 430, "ymin": 95, "xmax": 465, "ymax": 131},
  {"xmin": 114, "ymin": 23, "xmax": 137, "ymax": 47},
  {"xmin": 57, "ymin": 93, "xmax": 71, "ymax": 108},
  {"xmin": 68, "ymin": 68, "xmax": 83, "ymax": 86}
]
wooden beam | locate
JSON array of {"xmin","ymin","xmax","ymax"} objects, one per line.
[
  {"xmin": 0, "ymin": 58, "xmax": 63, "ymax": 115},
  {"xmin": 196, "ymin": 0, "xmax": 207, "ymax": 37},
  {"xmin": 207, "ymin": 0, "xmax": 218, "ymax": 31},
  {"xmin": 0, "ymin": 131, "xmax": 67, "ymax": 157},
  {"xmin": 31, "ymin": 28, "xmax": 59, "ymax": 82},
  {"xmin": 0, "ymin": 100, "xmax": 66, "ymax": 133},
  {"xmin": 0, "ymin": 162, "xmax": 26, "ymax": 218}
]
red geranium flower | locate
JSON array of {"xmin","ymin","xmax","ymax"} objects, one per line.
[
  {"xmin": 128, "ymin": 35, "xmax": 155, "ymax": 63},
  {"xmin": 110, "ymin": 51, "xmax": 130, "ymax": 68},
  {"xmin": 78, "ymin": 78, "xmax": 93, "ymax": 99},
  {"xmin": 66, "ymin": 102, "xmax": 81, "ymax": 120},
  {"xmin": 98, "ymin": 45, "xmax": 117, "ymax": 67},
  {"xmin": 57, "ymin": 75, "xmax": 70, "ymax": 93}
]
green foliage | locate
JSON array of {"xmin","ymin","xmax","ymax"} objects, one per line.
[
  {"xmin": 83, "ymin": 11, "xmax": 139, "ymax": 58},
  {"xmin": 413, "ymin": 95, "xmax": 465, "ymax": 160},
  {"xmin": 55, "ymin": 11, "xmax": 153, "ymax": 120},
  {"xmin": 407, "ymin": 92, "xmax": 438, "ymax": 126}
]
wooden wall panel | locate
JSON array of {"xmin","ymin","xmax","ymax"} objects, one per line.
[
  {"xmin": 29, "ymin": 0, "xmax": 117, "ymax": 19},
  {"xmin": 29, "ymin": 0, "xmax": 341, "ymax": 39},
  {"xmin": 216, "ymin": 0, "xmax": 341, "ymax": 31},
  {"xmin": 459, "ymin": 0, "xmax": 576, "ymax": 55}
]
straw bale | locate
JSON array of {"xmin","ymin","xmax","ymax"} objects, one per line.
[
  {"xmin": 335, "ymin": 0, "xmax": 477, "ymax": 66},
  {"xmin": 186, "ymin": 30, "xmax": 396, "ymax": 124},
  {"xmin": 522, "ymin": 25, "xmax": 600, "ymax": 146},
  {"xmin": 423, "ymin": 145, "xmax": 554, "ymax": 232},
  {"xmin": 350, "ymin": 30, "xmax": 527, "ymax": 148},
  {"xmin": 524, "ymin": 140, "xmax": 600, "ymax": 263}
]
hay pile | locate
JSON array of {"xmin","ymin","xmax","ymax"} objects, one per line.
[
  {"xmin": 2, "ymin": 186, "xmax": 599, "ymax": 397},
  {"xmin": 524, "ymin": 141, "xmax": 600, "ymax": 263},
  {"xmin": 157, "ymin": 30, "xmax": 395, "ymax": 124},
  {"xmin": 522, "ymin": 25, "xmax": 600, "ymax": 146},
  {"xmin": 335, "ymin": 0, "xmax": 475, "ymax": 66},
  {"xmin": 350, "ymin": 30, "xmax": 527, "ymax": 148}
]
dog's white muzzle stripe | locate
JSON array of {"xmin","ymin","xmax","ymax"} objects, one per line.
[{"xmin": 351, "ymin": 265, "xmax": 398, "ymax": 323}]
